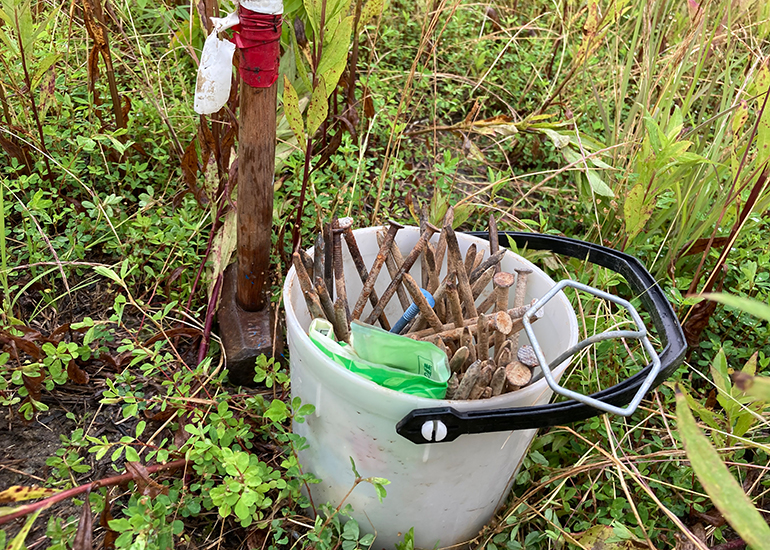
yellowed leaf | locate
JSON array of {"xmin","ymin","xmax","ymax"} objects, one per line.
[{"xmin": 0, "ymin": 486, "xmax": 56, "ymax": 504}]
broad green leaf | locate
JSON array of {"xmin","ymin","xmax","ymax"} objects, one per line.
[
  {"xmin": 732, "ymin": 100, "xmax": 749, "ymax": 135},
  {"xmin": 357, "ymin": 0, "xmax": 384, "ymax": 32},
  {"xmin": 562, "ymin": 145, "xmax": 613, "ymax": 199},
  {"xmin": 452, "ymin": 203, "xmax": 474, "ymax": 228},
  {"xmin": 234, "ymin": 499, "xmax": 251, "ymax": 521},
  {"xmin": 30, "ymin": 53, "xmax": 61, "ymax": 89},
  {"xmin": 623, "ymin": 184, "xmax": 654, "ymax": 241},
  {"xmin": 760, "ymin": 0, "xmax": 770, "ymax": 40},
  {"xmin": 679, "ymin": 385, "xmax": 721, "ymax": 431},
  {"xmin": 588, "ymin": 155, "xmax": 612, "ymax": 170},
  {"xmin": 0, "ymin": 6, "xmax": 12, "ymax": 27},
  {"xmin": 342, "ymin": 519, "xmax": 359, "ymax": 540},
  {"xmin": 429, "ymin": 189, "xmax": 449, "ymax": 225},
  {"xmin": 586, "ymin": 168, "xmax": 614, "ymax": 197},
  {"xmin": 395, "ymin": 528, "xmax": 414, "ymax": 550},
  {"xmin": 323, "ymin": 0, "xmax": 351, "ymax": 36},
  {"xmin": 282, "ymin": 75, "xmax": 306, "ymax": 151},
  {"xmin": 26, "ymin": 3, "xmax": 60, "ymax": 50},
  {"xmin": 676, "ymin": 388, "xmax": 770, "ymax": 550},
  {"xmin": 96, "ymin": 133, "xmax": 133, "ymax": 156},
  {"xmin": 666, "ymin": 106, "xmax": 684, "ymax": 141},
  {"xmin": 541, "ymin": 128, "xmax": 570, "ymax": 149},
  {"xmin": 317, "ymin": 15, "xmax": 353, "ymax": 96},
  {"xmin": 278, "ymin": 44, "xmax": 296, "ymax": 98},
  {"xmin": 3, "ymin": 1, "xmax": 32, "ymax": 52},
  {"xmin": 702, "ymin": 293, "xmax": 770, "ymax": 322},
  {"xmin": 306, "ymin": 77, "xmax": 328, "ymax": 136},
  {"xmin": 303, "ymin": 0, "xmax": 322, "ymax": 38},
  {"xmin": 93, "ymin": 265, "xmax": 125, "ymax": 287},
  {"xmin": 733, "ymin": 404, "xmax": 760, "ymax": 438},
  {"xmin": 733, "ymin": 372, "xmax": 770, "ymax": 402},
  {"xmin": 0, "ymin": 24, "xmax": 16, "ymax": 53},
  {"xmin": 288, "ymin": 21, "xmax": 312, "ymax": 93},
  {"xmin": 124, "ymin": 446, "xmax": 140, "ymax": 462},
  {"xmin": 264, "ymin": 399, "xmax": 289, "ymax": 422},
  {"xmin": 710, "ymin": 348, "xmax": 730, "ymax": 395},
  {"xmin": 643, "ymin": 115, "xmax": 667, "ymax": 152},
  {"xmin": 373, "ymin": 482, "xmax": 387, "ymax": 502},
  {"xmin": 710, "ymin": 349, "xmax": 740, "ymax": 422},
  {"xmin": 664, "ymin": 140, "xmax": 692, "ymax": 160}
]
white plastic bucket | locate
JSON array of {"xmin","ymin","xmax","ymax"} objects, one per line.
[{"xmin": 283, "ymin": 226, "xmax": 579, "ymax": 549}]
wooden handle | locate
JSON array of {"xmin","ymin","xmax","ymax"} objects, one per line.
[{"xmin": 236, "ymin": 81, "xmax": 277, "ymax": 311}]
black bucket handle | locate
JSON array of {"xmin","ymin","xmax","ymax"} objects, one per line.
[{"xmin": 396, "ymin": 232, "xmax": 687, "ymax": 444}]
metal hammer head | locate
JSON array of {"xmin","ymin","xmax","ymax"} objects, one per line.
[{"xmin": 217, "ymin": 263, "xmax": 278, "ymax": 386}]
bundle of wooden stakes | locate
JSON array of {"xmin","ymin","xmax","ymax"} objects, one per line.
[{"xmin": 292, "ymin": 209, "xmax": 543, "ymax": 400}]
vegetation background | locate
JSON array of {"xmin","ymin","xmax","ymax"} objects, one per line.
[{"xmin": 0, "ymin": 0, "xmax": 769, "ymax": 548}]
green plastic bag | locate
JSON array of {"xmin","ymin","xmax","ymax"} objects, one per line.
[{"xmin": 308, "ymin": 319, "xmax": 450, "ymax": 398}]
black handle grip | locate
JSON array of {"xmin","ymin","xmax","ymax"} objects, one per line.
[{"xmin": 396, "ymin": 232, "xmax": 686, "ymax": 444}]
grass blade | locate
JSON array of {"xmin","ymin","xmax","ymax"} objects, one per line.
[
  {"xmin": 702, "ymin": 293, "xmax": 770, "ymax": 322},
  {"xmin": 675, "ymin": 387, "xmax": 770, "ymax": 549}
]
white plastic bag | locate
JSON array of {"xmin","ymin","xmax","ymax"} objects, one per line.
[{"xmin": 194, "ymin": 30, "xmax": 236, "ymax": 114}]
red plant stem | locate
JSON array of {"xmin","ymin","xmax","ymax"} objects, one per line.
[
  {"xmin": 688, "ymin": 86, "xmax": 770, "ymax": 296},
  {"xmin": 291, "ymin": 0, "xmax": 327, "ymax": 250},
  {"xmin": 14, "ymin": 9, "xmax": 56, "ymax": 191},
  {"xmin": 346, "ymin": 0, "xmax": 364, "ymax": 110},
  {"xmin": 0, "ymin": 459, "xmax": 188, "ymax": 527},
  {"xmin": 186, "ymin": 200, "xmax": 229, "ymax": 313},
  {"xmin": 197, "ymin": 273, "xmax": 223, "ymax": 363},
  {"xmin": 291, "ymin": 137, "xmax": 314, "ymax": 250}
]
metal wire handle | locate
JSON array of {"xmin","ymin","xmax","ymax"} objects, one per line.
[{"xmin": 522, "ymin": 280, "xmax": 662, "ymax": 417}]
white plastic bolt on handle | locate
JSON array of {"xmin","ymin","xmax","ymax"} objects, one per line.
[
  {"xmin": 522, "ymin": 279, "xmax": 662, "ymax": 417},
  {"xmin": 421, "ymin": 420, "xmax": 448, "ymax": 442}
]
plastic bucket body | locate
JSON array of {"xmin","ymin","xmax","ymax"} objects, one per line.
[{"xmin": 284, "ymin": 227, "xmax": 579, "ymax": 550}]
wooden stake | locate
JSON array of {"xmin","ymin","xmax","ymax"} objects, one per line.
[
  {"xmin": 376, "ymin": 229, "xmax": 411, "ymax": 311},
  {"xmin": 505, "ymin": 360, "xmax": 532, "ymax": 390},
  {"xmin": 464, "ymin": 244, "xmax": 477, "ymax": 276},
  {"xmin": 461, "ymin": 327, "xmax": 476, "ymax": 367},
  {"xmin": 237, "ymin": 82, "xmax": 277, "ymax": 311},
  {"xmin": 455, "ymin": 360, "xmax": 482, "ymax": 400},
  {"xmin": 449, "ymin": 346, "xmax": 469, "ymax": 374},
  {"xmin": 490, "ymin": 366, "xmax": 506, "ymax": 396},
  {"xmin": 446, "ymin": 278, "xmax": 465, "ymax": 329},
  {"xmin": 469, "ymin": 361, "xmax": 494, "ymax": 399},
  {"xmin": 407, "ymin": 303, "xmax": 533, "ymax": 340}
]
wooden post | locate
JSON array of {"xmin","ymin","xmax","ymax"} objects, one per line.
[{"xmin": 236, "ymin": 80, "xmax": 277, "ymax": 311}]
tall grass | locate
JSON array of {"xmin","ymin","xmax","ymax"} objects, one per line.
[{"xmin": 569, "ymin": 0, "xmax": 770, "ymax": 282}]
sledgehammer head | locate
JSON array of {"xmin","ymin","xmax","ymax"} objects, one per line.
[{"xmin": 218, "ymin": 264, "xmax": 276, "ymax": 386}]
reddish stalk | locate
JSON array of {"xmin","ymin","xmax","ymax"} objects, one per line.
[
  {"xmin": 14, "ymin": 9, "xmax": 56, "ymax": 190},
  {"xmin": 0, "ymin": 460, "xmax": 188, "ymax": 527},
  {"xmin": 291, "ymin": 0, "xmax": 328, "ymax": 250},
  {"xmin": 687, "ymin": 86, "xmax": 770, "ymax": 296},
  {"xmin": 198, "ymin": 273, "xmax": 224, "ymax": 363}
]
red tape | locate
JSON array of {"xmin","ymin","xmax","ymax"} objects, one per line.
[{"xmin": 232, "ymin": 7, "xmax": 282, "ymax": 88}]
